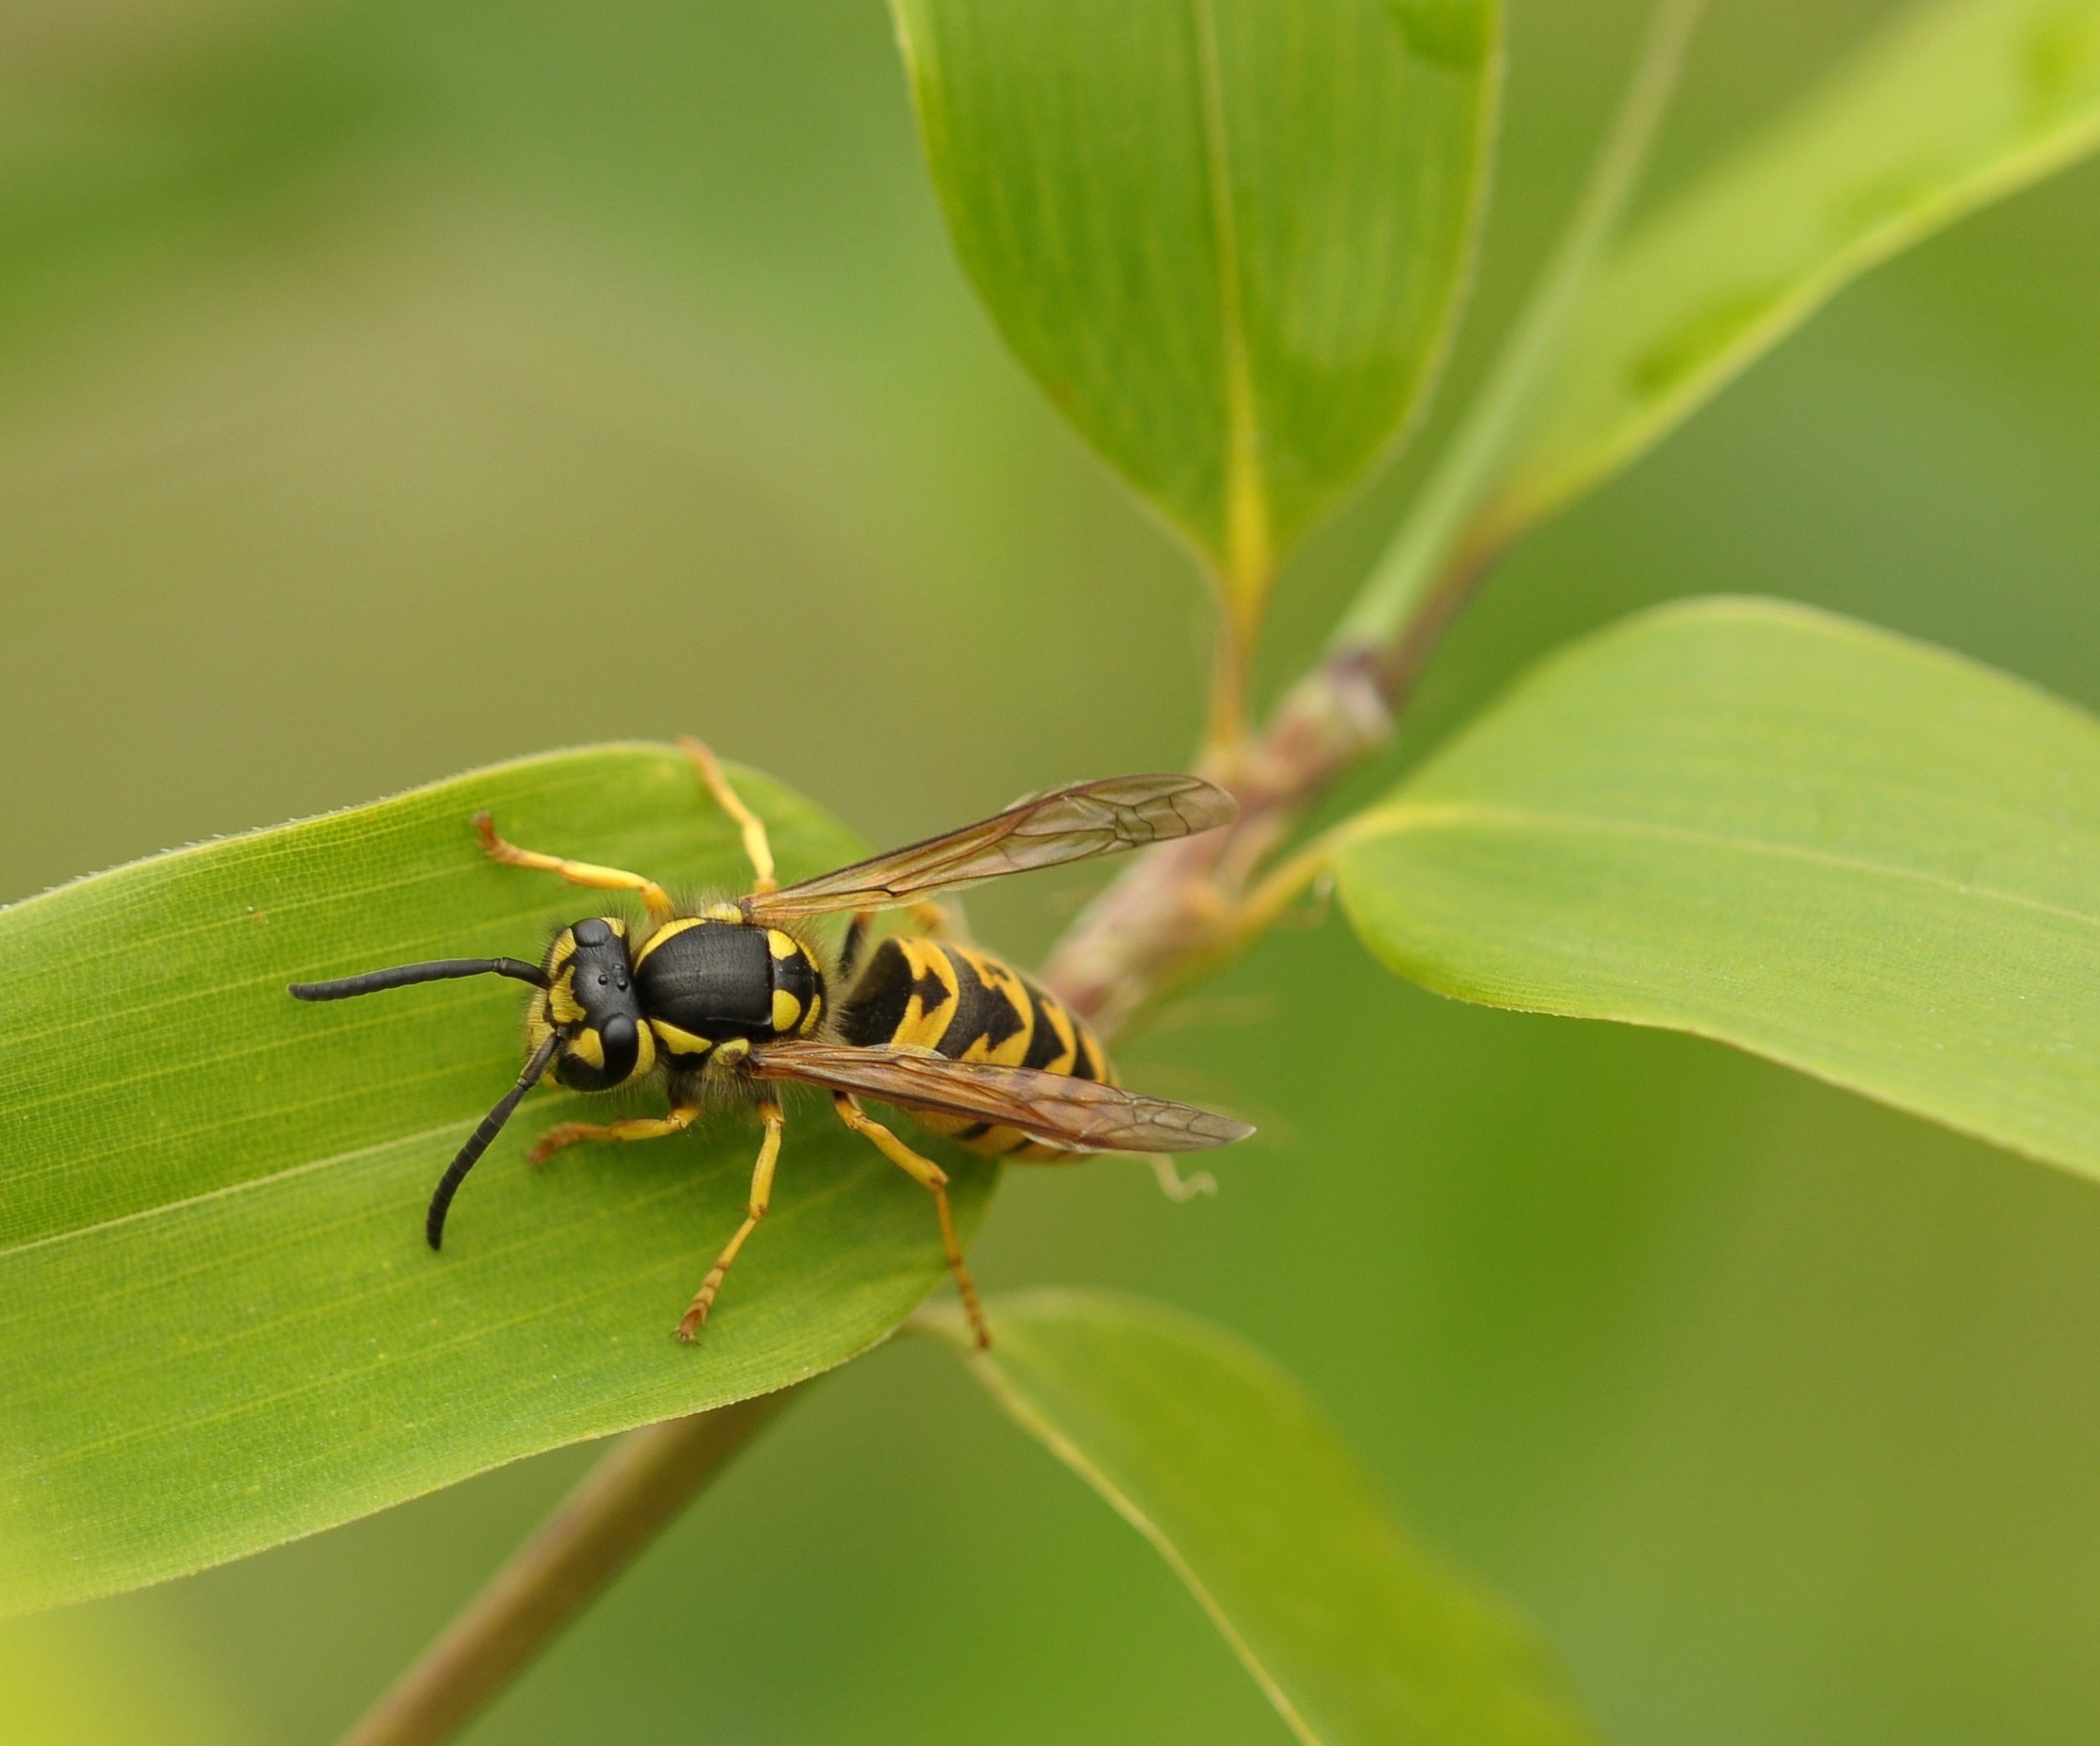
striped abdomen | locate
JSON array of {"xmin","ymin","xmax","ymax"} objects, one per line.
[{"xmin": 836, "ymin": 936, "xmax": 1112, "ymax": 1160}]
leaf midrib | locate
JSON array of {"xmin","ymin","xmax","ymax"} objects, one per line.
[
  {"xmin": 1190, "ymin": 0, "xmax": 1269, "ymax": 587},
  {"xmin": 0, "ymin": 1116, "xmax": 477, "ymax": 1266}
]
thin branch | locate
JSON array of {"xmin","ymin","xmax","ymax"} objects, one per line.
[
  {"xmin": 337, "ymin": 1391, "xmax": 795, "ymax": 1746},
  {"xmin": 1335, "ymin": 0, "xmax": 1707, "ymax": 654},
  {"xmin": 1043, "ymin": 0, "xmax": 1706, "ymax": 1034}
]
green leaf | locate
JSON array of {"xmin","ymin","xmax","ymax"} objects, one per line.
[
  {"xmin": 0, "ymin": 747, "xmax": 993, "ymax": 1616},
  {"xmin": 1335, "ymin": 598, "xmax": 2100, "ymax": 1179},
  {"xmin": 1488, "ymin": 0, "xmax": 2100, "ymax": 537},
  {"xmin": 890, "ymin": 0, "xmax": 1501, "ymax": 612},
  {"xmin": 922, "ymin": 1290, "xmax": 1601, "ymax": 1746}
]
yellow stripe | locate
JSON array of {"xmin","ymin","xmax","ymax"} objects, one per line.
[
  {"xmin": 920, "ymin": 1110, "xmax": 1031, "ymax": 1159},
  {"xmin": 952, "ymin": 946, "xmax": 1035, "ymax": 1067},
  {"xmin": 548, "ymin": 967, "xmax": 584, "ymax": 1025},
  {"xmin": 629, "ymin": 1019, "xmax": 657, "ymax": 1080},
  {"xmin": 650, "ymin": 1018, "xmax": 716, "ymax": 1059},
  {"xmin": 635, "ymin": 916, "xmax": 706, "ymax": 966},
  {"xmin": 1033, "ymin": 990, "xmax": 1078, "ymax": 1074},
  {"xmin": 889, "ymin": 938, "xmax": 958, "ymax": 1050},
  {"xmin": 568, "ymin": 1027, "xmax": 605, "ymax": 1069},
  {"xmin": 1082, "ymin": 1028, "xmax": 1117, "ymax": 1086},
  {"xmin": 801, "ymin": 990, "xmax": 823, "ymax": 1035}
]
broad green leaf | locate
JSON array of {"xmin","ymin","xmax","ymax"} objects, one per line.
[
  {"xmin": 1488, "ymin": 0, "xmax": 2100, "ymax": 537},
  {"xmin": 0, "ymin": 747, "xmax": 992, "ymax": 1615},
  {"xmin": 1335, "ymin": 598, "xmax": 2100, "ymax": 1178},
  {"xmin": 891, "ymin": 0, "xmax": 1501, "ymax": 613},
  {"xmin": 923, "ymin": 1290, "xmax": 1600, "ymax": 1746}
]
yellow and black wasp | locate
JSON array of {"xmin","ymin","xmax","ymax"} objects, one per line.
[{"xmin": 289, "ymin": 743, "xmax": 1249, "ymax": 1348}]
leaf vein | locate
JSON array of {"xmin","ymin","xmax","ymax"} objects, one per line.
[{"xmin": 1353, "ymin": 800, "xmax": 2100, "ymax": 931}]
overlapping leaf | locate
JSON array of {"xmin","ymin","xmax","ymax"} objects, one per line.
[
  {"xmin": 891, "ymin": 0, "xmax": 1501, "ymax": 611},
  {"xmin": 925, "ymin": 1290, "xmax": 1601, "ymax": 1746}
]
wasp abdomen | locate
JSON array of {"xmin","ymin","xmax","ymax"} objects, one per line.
[{"xmin": 838, "ymin": 937, "xmax": 1111, "ymax": 1159}]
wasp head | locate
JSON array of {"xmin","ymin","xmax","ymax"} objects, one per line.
[{"xmin": 535, "ymin": 916, "xmax": 656, "ymax": 1090}]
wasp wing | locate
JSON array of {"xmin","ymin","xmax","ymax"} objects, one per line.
[
  {"xmin": 748, "ymin": 1039, "xmax": 1252, "ymax": 1155},
  {"xmin": 743, "ymin": 773, "xmax": 1235, "ymax": 922}
]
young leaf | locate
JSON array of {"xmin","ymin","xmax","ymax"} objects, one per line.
[
  {"xmin": 1487, "ymin": 0, "xmax": 2100, "ymax": 539},
  {"xmin": 890, "ymin": 0, "xmax": 1501, "ymax": 614},
  {"xmin": 0, "ymin": 748, "xmax": 991, "ymax": 1616},
  {"xmin": 1335, "ymin": 598, "xmax": 2100, "ymax": 1181},
  {"xmin": 922, "ymin": 1290, "xmax": 1601, "ymax": 1746}
]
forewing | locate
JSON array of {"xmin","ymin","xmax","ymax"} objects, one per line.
[
  {"xmin": 746, "ymin": 774, "xmax": 1235, "ymax": 921},
  {"xmin": 749, "ymin": 1040, "xmax": 1252, "ymax": 1155}
]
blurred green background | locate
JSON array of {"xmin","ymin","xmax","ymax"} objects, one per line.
[{"xmin": 5, "ymin": 1, "xmax": 2100, "ymax": 1741}]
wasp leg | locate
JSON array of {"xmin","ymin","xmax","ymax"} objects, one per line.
[
  {"xmin": 830, "ymin": 1093, "xmax": 990, "ymax": 1350},
  {"xmin": 474, "ymin": 812, "xmax": 675, "ymax": 922},
  {"xmin": 678, "ymin": 1096, "xmax": 785, "ymax": 1340},
  {"xmin": 528, "ymin": 1099, "xmax": 699, "ymax": 1167},
  {"xmin": 838, "ymin": 911, "xmax": 873, "ymax": 982},
  {"xmin": 679, "ymin": 736, "xmax": 776, "ymax": 895}
]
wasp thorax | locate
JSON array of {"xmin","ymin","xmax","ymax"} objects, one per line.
[
  {"xmin": 541, "ymin": 916, "xmax": 655, "ymax": 1090},
  {"xmin": 629, "ymin": 916, "xmax": 824, "ymax": 1061}
]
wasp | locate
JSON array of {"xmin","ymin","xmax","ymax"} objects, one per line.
[{"xmin": 290, "ymin": 743, "xmax": 1249, "ymax": 1348}]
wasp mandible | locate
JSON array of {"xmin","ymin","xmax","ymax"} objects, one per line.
[{"xmin": 290, "ymin": 742, "xmax": 1250, "ymax": 1348}]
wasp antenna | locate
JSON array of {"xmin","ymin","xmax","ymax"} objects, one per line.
[
  {"xmin": 426, "ymin": 1034, "xmax": 563, "ymax": 1250},
  {"xmin": 289, "ymin": 957, "xmax": 548, "ymax": 1001}
]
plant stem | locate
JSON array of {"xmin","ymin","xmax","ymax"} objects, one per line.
[
  {"xmin": 1201, "ymin": 605, "xmax": 1255, "ymax": 771},
  {"xmin": 337, "ymin": 1391, "xmax": 794, "ymax": 1746},
  {"xmin": 1042, "ymin": 0, "xmax": 1705, "ymax": 1036},
  {"xmin": 1335, "ymin": 0, "xmax": 1707, "ymax": 654}
]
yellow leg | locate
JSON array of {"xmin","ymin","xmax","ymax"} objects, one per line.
[
  {"xmin": 529, "ymin": 1100, "xmax": 698, "ymax": 1167},
  {"xmin": 475, "ymin": 812, "xmax": 675, "ymax": 922},
  {"xmin": 679, "ymin": 736, "xmax": 776, "ymax": 895},
  {"xmin": 678, "ymin": 1098, "xmax": 785, "ymax": 1340},
  {"xmin": 832, "ymin": 1094, "xmax": 991, "ymax": 1350}
]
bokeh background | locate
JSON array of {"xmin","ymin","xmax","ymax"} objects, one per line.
[{"xmin": 5, "ymin": 0, "xmax": 2099, "ymax": 1740}]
